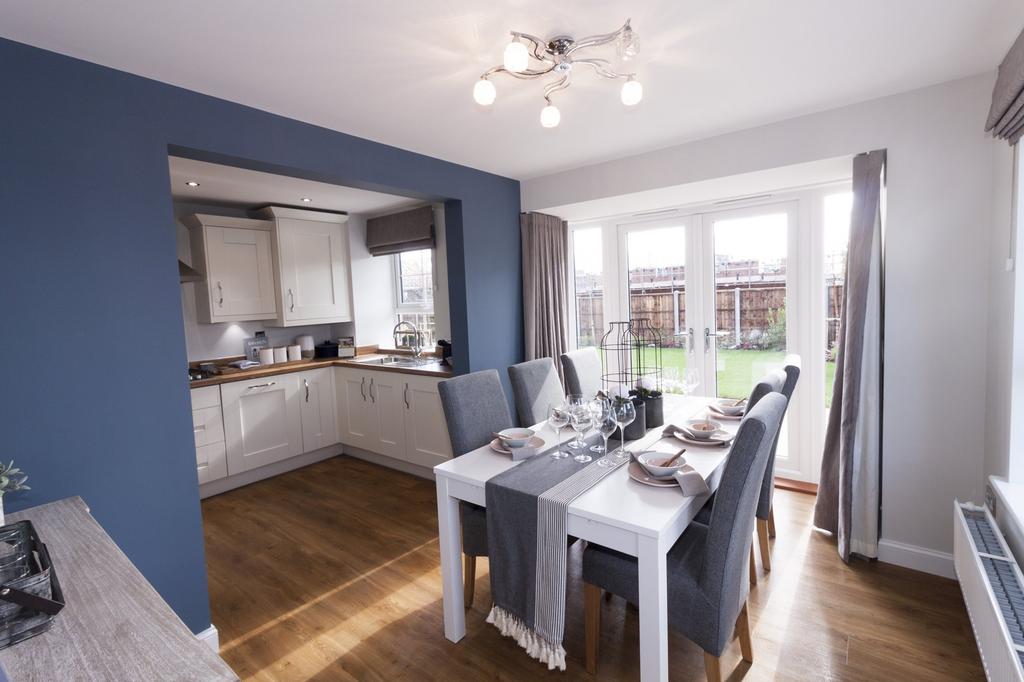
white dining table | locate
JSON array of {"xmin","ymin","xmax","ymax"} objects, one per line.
[{"xmin": 433, "ymin": 394, "xmax": 740, "ymax": 682}]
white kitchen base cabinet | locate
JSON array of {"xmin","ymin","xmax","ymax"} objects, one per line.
[
  {"xmin": 335, "ymin": 367, "xmax": 451, "ymax": 470},
  {"xmin": 298, "ymin": 368, "xmax": 338, "ymax": 453},
  {"xmin": 221, "ymin": 376, "xmax": 303, "ymax": 475},
  {"xmin": 190, "ymin": 386, "xmax": 227, "ymax": 485},
  {"xmin": 402, "ymin": 375, "xmax": 453, "ymax": 468}
]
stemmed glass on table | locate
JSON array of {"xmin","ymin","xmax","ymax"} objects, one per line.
[
  {"xmin": 564, "ymin": 394, "xmax": 587, "ymax": 450},
  {"xmin": 610, "ymin": 399, "xmax": 636, "ymax": 465},
  {"xmin": 569, "ymin": 404, "xmax": 594, "ymax": 463},
  {"xmin": 548, "ymin": 403, "xmax": 571, "ymax": 459},
  {"xmin": 595, "ymin": 401, "xmax": 619, "ymax": 468}
]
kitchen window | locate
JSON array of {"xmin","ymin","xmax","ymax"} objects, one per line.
[{"xmin": 395, "ymin": 248, "xmax": 436, "ymax": 346}]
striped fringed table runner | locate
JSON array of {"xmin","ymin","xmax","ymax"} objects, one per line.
[{"xmin": 485, "ymin": 439, "xmax": 625, "ymax": 670}]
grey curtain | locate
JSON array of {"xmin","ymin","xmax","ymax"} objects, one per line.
[
  {"xmin": 366, "ymin": 205, "xmax": 434, "ymax": 256},
  {"xmin": 520, "ymin": 212, "xmax": 569, "ymax": 377},
  {"xmin": 814, "ymin": 150, "xmax": 885, "ymax": 562},
  {"xmin": 987, "ymin": 29, "xmax": 1024, "ymax": 144}
]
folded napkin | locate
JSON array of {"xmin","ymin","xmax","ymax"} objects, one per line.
[
  {"xmin": 674, "ymin": 465, "xmax": 711, "ymax": 496},
  {"xmin": 662, "ymin": 424, "xmax": 688, "ymax": 440},
  {"xmin": 508, "ymin": 444, "xmax": 539, "ymax": 461}
]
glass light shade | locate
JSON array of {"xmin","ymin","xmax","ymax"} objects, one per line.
[
  {"xmin": 503, "ymin": 40, "xmax": 530, "ymax": 73},
  {"xmin": 473, "ymin": 78, "xmax": 496, "ymax": 106},
  {"xmin": 621, "ymin": 79, "xmax": 643, "ymax": 106},
  {"xmin": 617, "ymin": 27, "xmax": 639, "ymax": 60},
  {"xmin": 540, "ymin": 104, "xmax": 561, "ymax": 128}
]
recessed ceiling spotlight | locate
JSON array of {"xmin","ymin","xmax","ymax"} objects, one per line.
[
  {"xmin": 185, "ymin": 180, "xmax": 200, "ymax": 187},
  {"xmin": 300, "ymin": 197, "xmax": 312, "ymax": 203}
]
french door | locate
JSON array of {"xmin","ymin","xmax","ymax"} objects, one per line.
[{"xmin": 613, "ymin": 201, "xmax": 814, "ymax": 481}]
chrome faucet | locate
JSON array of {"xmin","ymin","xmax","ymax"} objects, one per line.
[{"xmin": 393, "ymin": 320, "xmax": 423, "ymax": 358}]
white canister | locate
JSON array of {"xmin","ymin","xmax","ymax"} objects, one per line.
[
  {"xmin": 273, "ymin": 347, "xmax": 288, "ymax": 364},
  {"xmin": 258, "ymin": 348, "xmax": 275, "ymax": 365},
  {"xmin": 296, "ymin": 334, "xmax": 315, "ymax": 359},
  {"xmin": 287, "ymin": 344, "xmax": 302, "ymax": 362}
]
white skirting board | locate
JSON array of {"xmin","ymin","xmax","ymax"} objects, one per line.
[
  {"xmin": 878, "ymin": 538, "xmax": 955, "ymax": 579},
  {"xmin": 341, "ymin": 445, "xmax": 436, "ymax": 480},
  {"xmin": 196, "ymin": 625, "xmax": 219, "ymax": 653},
  {"xmin": 199, "ymin": 444, "xmax": 343, "ymax": 498}
]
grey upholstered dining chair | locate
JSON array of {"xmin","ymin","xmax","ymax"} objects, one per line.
[
  {"xmin": 438, "ymin": 369, "xmax": 514, "ymax": 608},
  {"xmin": 559, "ymin": 348, "xmax": 602, "ymax": 398},
  {"xmin": 694, "ymin": 368, "xmax": 786, "ymax": 585},
  {"xmin": 507, "ymin": 357, "xmax": 564, "ymax": 427},
  {"xmin": 582, "ymin": 393, "xmax": 787, "ymax": 682}
]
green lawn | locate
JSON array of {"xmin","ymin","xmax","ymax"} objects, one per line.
[{"xmin": 660, "ymin": 347, "xmax": 836, "ymax": 407}]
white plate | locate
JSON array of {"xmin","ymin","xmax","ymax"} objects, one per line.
[
  {"xmin": 707, "ymin": 410, "xmax": 743, "ymax": 421},
  {"xmin": 489, "ymin": 436, "xmax": 545, "ymax": 455},
  {"xmin": 627, "ymin": 461, "xmax": 678, "ymax": 488},
  {"xmin": 668, "ymin": 431, "xmax": 733, "ymax": 447}
]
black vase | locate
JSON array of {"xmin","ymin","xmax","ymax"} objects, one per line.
[
  {"xmin": 643, "ymin": 395, "xmax": 664, "ymax": 429},
  {"xmin": 623, "ymin": 399, "xmax": 647, "ymax": 441}
]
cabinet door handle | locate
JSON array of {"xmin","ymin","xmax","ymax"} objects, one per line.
[
  {"xmin": 304, "ymin": 378, "xmax": 310, "ymax": 403},
  {"xmin": 360, "ymin": 377, "xmax": 367, "ymax": 401},
  {"xmin": 217, "ymin": 281, "xmax": 224, "ymax": 307},
  {"xmin": 247, "ymin": 381, "xmax": 276, "ymax": 390},
  {"xmin": 288, "ymin": 288, "xmax": 295, "ymax": 312},
  {"xmin": 369, "ymin": 378, "xmax": 376, "ymax": 403},
  {"xmin": 403, "ymin": 383, "xmax": 410, "ymax": 409}
]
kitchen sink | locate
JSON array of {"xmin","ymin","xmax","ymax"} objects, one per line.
[{"xmin": 354, "ymin": 355, "xmax": 435, "ymax": 368}]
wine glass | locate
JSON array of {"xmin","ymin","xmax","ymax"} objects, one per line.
[
  {"xmin": 611, "ymin": 399, "xmax": 636, "ymax": 464},
  {"xmin": 564, "ymin": 394, "xmax": 586, "ymax": 449},
  {"xmin": 589, "ymin": 397, "xmax": 611, "ymax": 453},
  {"xmin": 596, "ymin": 410, "xmax": 619, "ymax": 468},
  {"xmin": 570, "ymin": 406, "xmax": 594, "ymax": 463},
  {"xmin": 548, "ymin": 404, "xmax": 570, "ymax": 459}
]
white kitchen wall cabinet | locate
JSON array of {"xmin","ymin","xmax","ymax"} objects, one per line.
[
  {"xmin": 298, "ymin": 368, "xmax": 337, "ymax": 452},
  {"xmin": 184, "ymin": 214, "xmax": 278, "ymax": 323},
  {"xmin": 401, "ymin": 374, "xmax": 453, "ymax": 467},
  {"xmin": 259, "ymin": 207, "xmax": 352, "ymax": 326},
  {"xmin": 190, "ymin": 386, "xmax": 227, "ymax": 484},
  {"xmin": 221, "ymin": 376, "xmax": 302, "ymax": 474}
]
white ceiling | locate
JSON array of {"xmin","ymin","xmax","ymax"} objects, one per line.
[
  {"xmin": 2, "ymin": 1, "xmax": 1022, "ymax": 179},
  {"xmin": 167, "ymin": 156, "xmax": 419, "ymax": 214}
]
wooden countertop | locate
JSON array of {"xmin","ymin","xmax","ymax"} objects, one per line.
[
  {"xmin": 188, "ymin": 354, "xmax": 453, "ymax": 388},
  {"xmin": 0, "ymin": 497, "xmax": 238, "ymax": 681}
]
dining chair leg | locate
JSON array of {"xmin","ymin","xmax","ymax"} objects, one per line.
[
  {"xmin": 736, "ymin": 601, "xmax": 753, "ymax": 663},
  {"xmin": 703, "ymin": 651, "xmax": 722, "ymax": 682},
  {"xmin": 463, "ymin": 554, "xmax": 476, "ymax": 609},
  {"xmin": 756, "ymin": 519, "xmax": 772, "ymax": 571},
  {"xmin": 748, "ymin": 544, "xmax": 757, "ymax": 585},
  {"xmin": 584, "ymin": 582, "xmax": 602, "ymax": 674},
  {"xmin": 767, "ymin": 505, "xmax": 776, "ymax": 539}
]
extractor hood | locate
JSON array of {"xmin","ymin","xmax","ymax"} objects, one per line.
[{"xmin": 178, "ymin": 260, "xmax": 203, "ymax": 283}]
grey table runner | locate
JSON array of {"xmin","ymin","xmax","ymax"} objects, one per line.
[{"xmin": 485, "ymin": 435, "xmax": 624, "ymax": 670}]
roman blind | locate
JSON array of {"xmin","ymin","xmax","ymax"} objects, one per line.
[
  {"xmin": 987, "ymin": 29, "xmax": 1024, "ymax": 144},
  {"xmin": 366, "ymin": 205, "xmax": 434, "ymax": 256}
]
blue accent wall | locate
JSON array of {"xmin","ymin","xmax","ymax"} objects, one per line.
[{"xmin": 0, "ymin": 38, "xmax": 522, "ymax": 633}]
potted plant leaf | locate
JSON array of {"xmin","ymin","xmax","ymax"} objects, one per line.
[
  {"xmin": 0, "ymin": 461, "xmax": 29, "ymax": 526},
  {"xmin": 631, "ymin": 376, "xmax": 664, "ymax": 429}
]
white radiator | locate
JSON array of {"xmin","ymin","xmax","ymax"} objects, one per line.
[{"xmin": 954, "ymin": 500, "xmax": 1024, "ymax": 681}]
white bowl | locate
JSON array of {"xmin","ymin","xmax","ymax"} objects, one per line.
[
  {"xmin": 714, "ymin": 399, "xmax": 746, "ymax": 416},
  {"xmin": 637, "ymin": 451, "xmax": 687, "ymax": 479},
  {"xmin": 497, "ymin": 428, "xmax": 535, "ymax": 448},
  {"xmin": 686, "ymin": 419, "xmax": 723, "ymax": 440}
]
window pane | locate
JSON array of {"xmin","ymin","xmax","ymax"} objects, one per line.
[
  {"xmin": 397, "ymin": 312, "xmax": 436, "ymax": 347},
  {"xmin": 398, "ymin": 249, "xmax": 433, "ymax": 307},
  {"xmin": 824, "ymin": 192, "xmax": 852, "ymax": 410},
  {"xmin": 625, "ymin": 226, "xmax": 688, "ymax": 391},
  {"xmin": 572, "ymin": 228, "xmax": 603, "ymax": 349}
]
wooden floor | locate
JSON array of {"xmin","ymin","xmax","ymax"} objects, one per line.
[{"xmin": 202, "ymin": 456, "xmax": 982, "ymax": 681}]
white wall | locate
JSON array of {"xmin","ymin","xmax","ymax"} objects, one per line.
[
  {"xmin": 524, "ymin": 73, "xmax": 1004, "ymax": 573},
  {"xmin": 346, "ymin": 212, "xmax": 397, "ymax": 348}
]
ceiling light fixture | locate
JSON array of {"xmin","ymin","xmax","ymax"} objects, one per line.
[
  {"xmin": 185, "ymin": 180, "xmax": 200, "ymax": 187},
  {"xmin": 300, "ymin": 197, "xmax": 312, "ymax": 203},
  {"xmin": 473, "ymin": 19, "xmax": 642, "ymax": 127}
]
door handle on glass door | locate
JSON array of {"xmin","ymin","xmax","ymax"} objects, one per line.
[
  {"xmin": 686, "ymin": 328, "xmax": 695, "ymax": 353},
  {"xmin": 704, "ymin": 327, "xmax": 728, "ymax": 352}
]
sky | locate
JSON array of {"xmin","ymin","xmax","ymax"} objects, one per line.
[{"xmin": 572, "ymin": 191, "xmax": 853, "ymax": 275}]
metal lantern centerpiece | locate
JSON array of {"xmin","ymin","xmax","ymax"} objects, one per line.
[
  {"xmin": 598, "ymin": 321, "xmax": 640, "ymax": 396},
  {"xmin": 632, "ymin": 318, "xmax": 665, "ymax": 428}
]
